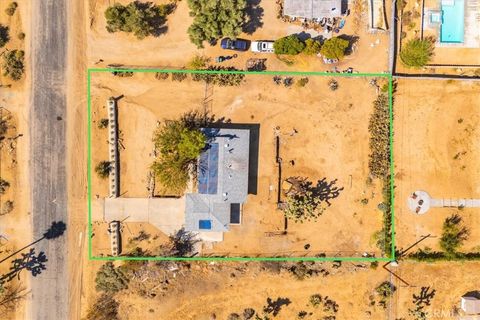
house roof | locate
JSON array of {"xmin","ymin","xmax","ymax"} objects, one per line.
[
  {"xmin": 461, "ymin": 296, "xmax": 480, "ymax": 314},
  {"xmin": 185, "ymin": 128, "xmax": 250, "ymax": 232},
  {"xmin": 283, "ymin": 0, "xmax": 343, "ymax": 19}
]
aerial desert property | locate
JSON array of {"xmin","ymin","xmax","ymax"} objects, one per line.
[{"xmin": 0, "ymin": 0, "xmax": 478, "ymax": 319}]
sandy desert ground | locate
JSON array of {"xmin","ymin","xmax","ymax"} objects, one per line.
[
  {"xmin": 89, "ymin": 72, "xmax": 389, "ymax": 258},
  {"xmin": 0, "ymin": 1, "xmax": 31, "ymax": 319},
  {"xmin": 394, "ymin": 79, "xmax": 480, "ymax": 252}
]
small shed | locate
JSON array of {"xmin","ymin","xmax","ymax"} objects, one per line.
[
  {"xmin": 284, "ymin": 0, "xmax": 343, "ymax": 19},
  {"xmin": 461, "ymin": 296, "xmax": 480, "ymax": 314}
]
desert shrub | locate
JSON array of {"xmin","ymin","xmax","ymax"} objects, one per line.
[
  {"xmin": 274, "ymin": 35, "xmax": 305, "ymax": 55},
  {"xmin": 0, "ymin": 200, "xmax": 14, "ymax": 215},
  {"xmin": 112, "ymin": 71, "xmax": 133, "ymax": 77},
  {"xmin": 95, "ymin": 262, "xmax": 129, "ymax": 293},
  {"xmin": 191, "ymin": 66, "xmax": 245, "ymax": 86},
  {"xmin": 296, "ymin": 77, "xmax": 309, "ymax": 87},
  {"xmin": 17, "ymin": 32, "xmax": 25, "ymax": 40},
  {"xmin": 104, "ymin": 1, "xmax": 172, "ymax": 39},
  {"xmin": 0, "ymin": 179, "xmax": 10, "ymax": 195},
  {"xmin": 2, "ymin": 50, "xmax": 24, "ymax": 81},
  {"xmin": 243, "ymin": 308, "xmax": 256, "ymax": 319},
  {"xmin": 85, "ymin": 294, "xmax": 120, "ymax": 320},
  {"xmin": 303, "ymin": 38, "xmax": 321, "ymax": 55},
  {"xmin": 328, "ymin": 79, "xmax": 338, "ymax": 91},
  {"xmin": 187, "ymin": 0, "xmax": 246, "ymax": 48},
  {"xmin": 154, "ymin": 72, "xmax": 169, "ymax": 80},
  {"xmin": 5, "ymin": 2, "xmax": 18, "ymax": 16},
  {"xmin": 400, "ymin": 38, "xmax": 435, "ymax": 67},
  {"xmin": 171, "ymin": 72, "xmax": 187, "ymax": 82},
  {"xmin": 0, "ymin": 25, "xmax": 9, "ymax": 48},
  {"xmin": 98, "ymin": 118, "xmax": 109, "ymax": 129},
  {"xmin": 297, "ymin": 311, "xmax": 308, "ymax": 319},
  {"xmin": 0, "ymin": 117, "xmax": 9, "ymax": 136},
  {"xmin": 376, "ymin": 281, "xmax": 396, "ymax": 308},
  {"xmin": 320, "ymin": 37, "xmax": 349, "ymax": 60},
  {"xmin": 161, "ymin": 228, "xmax": 199, "ymax": 257},
  {"xmin": 152, "ymin": 118, "xmax": 206, "ymax": 193},
  {"xmin": 309, "ymin": 294, "xmax": 322, "ymax": 307},
  {"xmin": 228, "ymin": 313, "xmax": 241, "ymax": 320},
  {"xmin": 95, "ymin": 161, "xmax": 112, "ymax": 179},
  {"xmin": 368, "ymin": 94, "xmax": 390, "ymax": 178},
  {"xmin": 187, "ymin": 54, "xmax": 209, "ymax": 70},
  {"xmin": 440, "ymin": 214, "xmax": 469, "ymax": 254},
  {"xmin": 284, "ymin": 190, "xmax": 324, "ymax": 223},
  {"xmin": 397, "ymin": 0, "xmax": 407, "ymax": 11}
]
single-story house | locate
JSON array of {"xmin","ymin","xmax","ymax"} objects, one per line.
[{"xmin": 184, "ymin": 128, "xmax": 250, "ymax": 233}]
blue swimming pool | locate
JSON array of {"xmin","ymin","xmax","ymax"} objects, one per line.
[{"xmin": 440, "ymin": 0, "xmax": 465, "ymax": 43}]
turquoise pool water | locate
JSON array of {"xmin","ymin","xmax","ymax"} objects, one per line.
[{"xmin": 440, "ymin": 0, "xmax": 465, "ymax": 43}]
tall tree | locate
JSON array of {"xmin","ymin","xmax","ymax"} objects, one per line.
[{"xmin": 187, "ymin": 0, "xmax": 247, "ymax": 48}]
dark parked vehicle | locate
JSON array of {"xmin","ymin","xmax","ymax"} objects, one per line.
[{"xmin": 220, "ymin": 38, "xmax": 248, "ymax": 51}]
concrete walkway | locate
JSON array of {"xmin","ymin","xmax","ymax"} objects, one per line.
[{"xmin": 408, "ymin": 190, "xmax": 480, "ymax": 214}]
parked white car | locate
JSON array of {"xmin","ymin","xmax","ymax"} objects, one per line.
[{"xmin": 251, "ymin": 41, "xmax": 274, "ymax": 53}]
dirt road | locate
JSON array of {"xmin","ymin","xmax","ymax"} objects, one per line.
[{"xmin": 29, "ymin": 0, "xmax": 68, "ymax": 319}]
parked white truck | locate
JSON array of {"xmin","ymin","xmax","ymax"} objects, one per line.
[{"xmin": 251, "ymin": 41, "xmax": 275, "ymax": 53}]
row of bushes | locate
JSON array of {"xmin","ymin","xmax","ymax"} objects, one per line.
[{"xmin": 274, "ymin": 35, "xmax": 350, "ymax": 60}]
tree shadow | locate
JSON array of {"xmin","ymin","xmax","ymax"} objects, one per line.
[
  {"xmin": 164, "ymin": 228, "xmax": 200, "ymax": 257},
  {"xmin": 263, "ymin": 297, "xmax": 291, "ymax": 316},
  {"xmin": 0, "ymin": 221, "xmax": 66, "ymax": 264},
  {"xmin": 338, "ymin": 34, "xmax": 360, "ymax": 55},
  {"xmin": 312, "ymin": 178, "xmax": 344, "ymax": 206},
  {"xmin": 243, "ymin": 0, "xmax": 264, "ymax": 35},
  {"xmin": 0, "ymin": 248, "xmax": 47, "ymax": 284}
]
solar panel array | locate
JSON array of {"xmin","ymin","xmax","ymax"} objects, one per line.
[{"xmin": 198, "ymin": 143, "xmax": 219, "ymax": 194}]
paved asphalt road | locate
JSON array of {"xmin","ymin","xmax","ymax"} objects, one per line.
[{"xmin": 30, "ymin": 0, "xmax": 68, "ymax": 319}]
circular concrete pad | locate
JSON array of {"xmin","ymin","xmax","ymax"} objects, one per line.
[{"xmin": 408, "ymin": 190, "xmax": 431, "ymax": 215}]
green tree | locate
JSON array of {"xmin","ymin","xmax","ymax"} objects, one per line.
[
  {"xmin": 95, "ymin": 262, "xmax": 129, "ymax": 293},
  {"xmin": 439, "ymin": 214, "xmax": 469, "ymax": 255},
  {"xmin": 303, "ymin": 38, "xmax": 321, "ymax": 55},
  {"xmin": 104, "ymin": 1, "xmax": 172, "ymax": 39},
  {"xmin": 2, "ymin": 50, "xmax": 24, "ymax": 81},
  {"xmin": 95, "ymin": 161, "xmax": 112, "ymax": 179},
  {"xmin": 187, "ymin": 0, "xmax": 247, "ymax": 48},
  {"xmin": 400, "ymin": 38, "xmax": 435, "ymax": 68},
  {"xmin": 0, "ymin": 25, "xmax": 9, "ymax": 48},
  {"xmin": 273, "ymin": 35, "xmax": 305, "ymax": 55},
  {"xmin": 152, "ymin": 118, "xmax": 206, "ymax": 193},
  {"xmin": 320, "ymin": 37, "xmax": 349, "ymax": 60}
]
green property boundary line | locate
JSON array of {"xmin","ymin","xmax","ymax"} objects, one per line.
[{"xmin": 87, "ymin": 68, "xmax": 395, "ymax": 262}]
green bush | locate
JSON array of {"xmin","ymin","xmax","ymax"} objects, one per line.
[
  {"xmin": 95, "ymin": 161, "xmax": 112, "ymax": 179},
  {"xmin": 171, "ymin": 72, "xmax": 187, "ymax": 82},
  {"xmin": 439, "ymin": 214, "xmax": 469, "ymax": 254},
  {"xmin": 303, "ymin": 38, "xmax": 321, "ymax": 55},
  {"xmin": 2, "ymin": 50, "xmax": 24, "ymax": 81},
  {"xmin": 5, "ymin": 2, "xmax": 18, "ymax": 16},
  {"xmin": 283, "ymin": 190, "xmax": 324, "ymax": 223},
  {"xmin": 191, "ymin": 66, "xmax": 245, "ymax": 86},
  {"xmin": 274, "ymin": 35, "xmax": 305, "ymax": 55},
  {"xmin": 368, "ymin": 94, "xmax": 390, "ymax": 179},
  {"xmin": 187, "ymin": 0, "xmax": 246, "ymax": 48},
  {"xmin": 400, "ymin": 38, "xmax": 435, "ymax": 68},
  {"xmin": 105, "ymin": 1, "xmax": 172, "ymax": 39},
  {"xmin": 0, "ymin": 25, "xmax": 9, "ymax": 48},
  {"xmin": 187, "ymin": 54, "xmax": 209, "ymax": 70},
  {"xmin": 95, "ymin": 262, "xmax": 129, "ymax": 293},
  {"xmin": 320, "ymin": 37, "xmax": 349, "ymax": 60}
]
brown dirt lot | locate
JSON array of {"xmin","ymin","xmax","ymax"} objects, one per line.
[
  {"xmin": 87, "ymin": 0, "xmax": 390, "ymax": 73},
  {"xmin": 394, "ymin": 79, "xmax": 480, "ymax": 252},
  {"xmin": 89, "ymin": 72, "xmax": 389, "ymax": 258}
]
